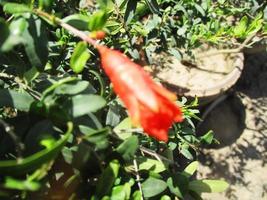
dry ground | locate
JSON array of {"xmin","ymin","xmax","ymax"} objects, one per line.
[{"xmin": 197, "ymin": 52, "xmax": 267, "ymax": 200}]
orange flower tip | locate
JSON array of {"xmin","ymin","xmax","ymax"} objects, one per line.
[
  {"xmin": 130, "ymin": 116, "xmax": 140, "ymax": 127},
  {"xmin": 157, "ymin": 133, "xmax": 168, "ymax": 143},
  {"xmin": 174, "ymin": 114, "xmax": 183, "ymax": 122}
]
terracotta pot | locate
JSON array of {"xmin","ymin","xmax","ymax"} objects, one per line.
[{"xmin": 153, "ymin": 50, "xmax": 244, "ymax": 105}]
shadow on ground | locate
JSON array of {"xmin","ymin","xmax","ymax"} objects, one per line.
[{"xmin": 197, "ymin": 52, "xmax": 267, "ymax": 200}]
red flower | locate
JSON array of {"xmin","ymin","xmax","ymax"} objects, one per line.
[{"xmin": 96, "ymin": 45, "xmax": 183, "ymax": 142}]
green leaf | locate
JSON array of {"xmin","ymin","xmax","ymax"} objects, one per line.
[
  {"xmin": 0, "ymin": 122, "xmax": 73, "ymax": 175},
  {"xmin": 38, "ymin": 0, "xmax": 54, "ymax": 11},
  {"xmin": 4, "ymin": 177, "xmax": 40, "ymax": 191},
  {"xmin": 65, "ymin": 94, "xmax": 106, "ymax": 118},
  {"xmin": 96, "ymin": 160, "xmax": 120, "ymax": 198},
  {"xmin": 96, "ymin": 0, "xmax": 114, "ymax": 10},
  {"xmin": 194, "ymin": 4, "xmax": 205, "ymax": 16},
  {"xmin": 160, "ymin": 195, "xmax": 171, "ymax": 200},
  {"xmin": 144, "ymin": 0, "xmax": 160, "ymax": 14},
  {"xmin": 62, "ymin": 14, "xmax": 91, "ymax": 30},
  {"xmin": 124, "ymin": 0, "xmax": 138, "ymax": 25},
  {"xmin": 189, "ymin": 180, "xmax": 229, "ymax": 194},
  {"xmin": 2, "ymin": 17, "xmax": 29, "ymax": 52},
  {"xmin": 138, "ymin": 157, "xmax": 166, "ymax": 173},
  {"xmin": 114, "ymin": 117, "xmax": 133, "ymax": 140},
  {"xmin": 106, "ymin": 103, "xmax": 121, "ymax": 126},
  {"xmin": 233, "ymin": 16, "xmax": 248, "ymax": 38},
  {"xmin": 142, "ymin": 177, "xmax": 167, "ymax": 198},
  {"xmin": 3, "ymin": 3, "xmax": 31, "ymax": 14},
  {"xmin": 0, "ymin": 18, "xmax": 10, "ymax": 51},
  {"xmin": 169, "ymin": 48, "xmax": 182, "ymax": 60},
  {"xmin": 0, "ymin": 89, "xmax": 34, "ymax": 112},
  {"xmin": 167, "ymin": 173, "xmax": 189, "ymax": 198},
  {"xmin": 82, "ymin": 128, "xmax": 110, "ymax": 150},
  {"xmin": 200, "ymin": 131, "xmax": 214, "ymax": 144},
  {"xmin": 88, "ymin": 10, "xmax": 108, "ymax": 31},
  {"xmin": 131, "ymin": 191, "xmax": 142, "ymax": 200},
  {"xmin": 116, "ymin": 136, "xmax": 138, "ymax": 161},
  {"xmin": 180, "ymin": 147, "xmax": 193, "ymax": 160},
  {"xmin": 54, "ymin": 80, "xmax": 94, "ymax": 95},
  {"xmin": 22, "ymin": 15, "xmax": 48, "ymax": 71},
  {"xmin": 70, "ymin": 41, "xmax": 90, "ymax": 73},
  {"xmin": 183, "ymin": 161, "xmax": 198, "ymax": 177},
  {"xmin": 111, "ymin": 183, "xmax": 131, "ymax": 200}
]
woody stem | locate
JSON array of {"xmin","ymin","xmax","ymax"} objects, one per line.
[{"xmin": 34, "ymin": 9, "xmax": 97, "ymax": 46}]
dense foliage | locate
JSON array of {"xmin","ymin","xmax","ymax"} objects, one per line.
[{"xmin": 0, "ymin": 0, "xmax": 266, "ymax": 199}]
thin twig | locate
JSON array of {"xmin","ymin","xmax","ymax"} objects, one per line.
[
  {"xmin": 140, "ymin": 146, "xmax": 179, "ymax": 167},
  {"xmin": 0, "ymin": 118, "xmax": 24, "ymax": 160},
  {"xmin": 133, "ymin": 158, "xmax": 144, "ymax": 200},
  {"xmin": 195, "ymin": 32, "xmax": 259, "ymax": 58},
  {"xmin": 0, "ymin": 72, "xmax": 41, "ymax": 100}
]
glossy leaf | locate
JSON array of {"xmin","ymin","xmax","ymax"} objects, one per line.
[
  {"xmin": 114, "ymin": 117, "xmax": 133, "ymax": 140},
  {"xmin": 96, "ymin": 160, "xmax": 120, "ymax": 198},
  {"xmin": 3, "ymin": 3, "xmax": 31, "ymax": 14},
  {"xmin": 62, "ymin": 14, "xmax": 91, "ymax": 30},
  {"xmin": 124, "ymin": 0, "xmax": 138, "ymax": 25},
  {"xmin": 65, "ymin": 94, "xmax": 106, "ymax": 118},
  {"xmin": 142, "ymin": 177, "xmax": 167, "ymax": 198},
  {"xmin": 116, "ymin": 136, "xmax": 138, "ymax": 161},
  {"xmin": 4, "ymin": 177, "xmax": 40, "ymax": 191},
  {"xmin": 189, "ymin": 180, "xmax": 229, "ymax": 194},
  {"xmin": 70, "ymin": 41, "xmax": 90, "ymax": 73},
  {"xmin": 88, "ymin": 10, "xmax": 108, "ymax": 31},
  {"xmin": 183, "ymin": 161, "xmax": 198, "ymax": 177},
  {"xmin": 22, "ymin": 15, "xmax": 48, "ymax": 71},
  {"xmin": 138, "ymin": 157, "xmax": 166, "ymax": 173},
  {"xmin": 167, "ymin": 173, "xmax": 189, "ymax": 198},
  {"xmin": 0, "ymin": 89, "xmax": 34, "ymax": 112}
]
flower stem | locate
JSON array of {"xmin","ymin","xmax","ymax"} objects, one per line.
[{"xmin": 34, "ymin": 9, "xmax": 97, "ymax": 47}]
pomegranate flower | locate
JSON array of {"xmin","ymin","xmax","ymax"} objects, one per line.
[{"xmin": 96, "ymin": 45, "xmax": 183, "ymax": 142}]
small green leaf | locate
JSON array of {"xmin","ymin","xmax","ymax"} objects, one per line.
[
  {"xmin": 114, "ymin": 117, "xmax": 133, "ymax": 140},
  {"xmin": 66, "ymin": 94, "xmax": 106, "ymax": 118},
  {"xmin": 111, "ymin": 183, "xmax": 131, "ymax": 200},
  {"xmin": 180, "ymin": 147, "xmax": 194, "ymax": 160},
  {"xmin": 167, "ymin": 173, "xmax": 189, "ymax": 198},
  {"xmin": 138, "ymin": 157, "xmax": 166, "ymax": 173},
  {"xmin": 62, "ymin": 14, "xmax": 91, "ymax": 30},
  {"xmin": 96, "ymin": 160, "xmax": 120, "ymax": 198},
  {"xmin": 131, "ymin": 191, "xmax": 142, "ymax": 200},
  {"xmin": 38, "ymin": 0, "xmax": 54, "ymax": 11},
  {"xmin": 144, "ymin": 0, "xmax": 160, "ymax": 14},
  {"xmin": 23, "ymin": 15, "xmax": 48, "ymax": 71},
  {"xmin": 142, "ymin": 177, "xmax": 167, "ymax": 198},
  {"xmin": 116, "ymin": 136, "xmax": 138, "ymax": 161},
  {"xmin": 88, "ymin": 10, "xmax": 108, "ymax": 31},
  {"xmin": 233, "ymin": 16, "xmax": 248, "ymax": 38},
  {"xmin": 4, "ymin": 177, "xmax": 40, "ymax": 191},
  {"xmin": 200, "ymin": 131, "xmax": 214, "ymax": 144},
  {"xmin": 0, "ymin": 18, "xmax": 10, "ymax": 51},
  {"xmin": 54, "ymin": 80, "xmax": 93, "ymax": 95},
  {"xmin": 183, "ymin": 161, "xmax": 198, "ymax": 177},
  {"xmin": 189, "ymin": 180, "xmax": 229, "ymax": 194},
  {"xmin": 3, "ymin": 3, "xmax": 32, "ymax": 14},
  {"xmin": 124, "ymin": 0, "xmax": 138, "ymax": 25},
  {"xmin": 70, "ymin": 41, "xmax": 90, "ymax": 73},
  {"xmin": 0, "ymin": 89, "xmax": 34, "ymax": 112},
  {"xmin": 160, "ymin": 195, "xmax": 171, "ymax": 200}
]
